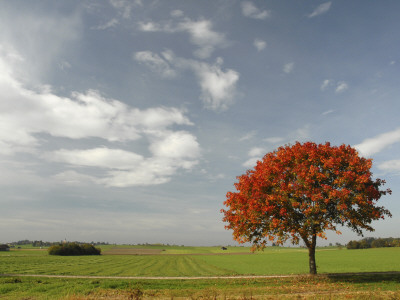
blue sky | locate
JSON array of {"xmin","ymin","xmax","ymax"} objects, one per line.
[{"xmin": 1, "ymin": 0, "xmax": 399, "ymax": 246}]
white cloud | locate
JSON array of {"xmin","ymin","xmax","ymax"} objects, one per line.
[
  {"xmin": 192, "ymin": 59, "xmax": 239, "ymax": 111},
  {"xmin": 283, "ymin": 62, "xmax": 294, "ymax": 74},
  {"xmin": 134, "ymin": 51, "xmax": 177, "ymax": 78},
  {"xmin": 52, "ymin": 170, "xmax": 97, "ymax": 186},
  {"xmin": 48, "ymin": 148, "xmax": 144, "ymax": 170},
  {"xmin": 0, "ymin": 160, "xmax": 46, "ymax": 186},
  {"xmin": 322, "ymin": 109, "xmax": 334, "ymax": 115},
  {"xmin": 243, "ymin": 147, "xmax": 266, "ymax": 168},
  {"xmin": 248, "ymin": 147, "xmax": 265, "ymax": 157},
  {"xmin": 180, "ymin": 19, "xmax": 227, "ymax": 59},
  {"xmin": 47, "ymin": 138, "xmax": 200, "ymax": 188},
  {"xmin": 92, "ymin": 18, "xmax": 119, "ymax": 30},
  {"xmin": 335, "ymin": 81, "xmax": 348, "ymax": 93},
  {"xmin": 242, "ymin": 157, "xmax": 259, "ymax": 168},
  {"xmin": 264, "ymin": 137, "xmax": 284, "ymax": 144},
  {"xmin": 321, "ymin": 79, "xmax": 348, "ymax": 93},
  {"xmin": 378, "ymin": 160, "xmax": 400, "ymax": 173},
  {"xmin": 138, "ymin": 17, "xmax": 227, "ymax": 59},
  {"xmin": 139, "ymin": 21, "xmax": 173, "ymax": 32},
  {"xmin": 242, "ymin": 127, "xmax": 309, "ymax": 168},
  {"xmin": 109, "ymin": 0, "xmax": 142, "ymax": 19},
  {"xmin": 320, "ymin": 79, "xmax": 332, "ymax": 91},
  {"xmin": 239, "ymin": 131, "xmax": 256, "ymax": 141},
  {"xmin": 171, "ymin": 10, "xmax": 184, "ymax": 18},
  {"xmin": 308, "ymin": 2, "xmax": 332, "ymax": 18},
  {"xmin": 241, "ymin": 1, "xmax": 270, "ymax": 20},
  {"xmin": 0, "ymin": 48, "xmax": 199, "ymax": 187},
  {"xmin": 0, "ymin": 7, "xmax": 82, "ymax": 83},
  {"xmin": 134, "ymin": 106, "xmax": 193, "ymax": 128},
  {"xmin": 354, "ymin": 128, "xmax": 400, "ymax": 157},
  {"xmin": 291, "ymin": 125, "xmax": 310, "ymax": 141},
  {"xmin": 254, "ymin": 38, "xmax": 267, "ymax": 51},
  {"xmin": 134, "ymin": 51, "xmax": 239, "ymax": 111},
  {"xmin": 149, "ymin": 131, "xmax": 200, "ymax": 159},
  {"xmin": 58, "ymin": 61, "xmax": 72, "ymax": 71},
  {"xmin": 100, "ymin": 155, "xmax": 199, "ymax": 187}
]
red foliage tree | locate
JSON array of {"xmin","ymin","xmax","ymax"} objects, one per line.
[{"xmin": 222, "ymin": 142, "xmax": 391, "ymax": 274}]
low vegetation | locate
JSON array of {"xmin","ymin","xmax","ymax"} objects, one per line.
[
  {"xmin": 48, "ymin": 243, "xmax": 101, "ymax": 256},
  {"xmin": 1, "ymin": 244, "xmax": 400, "ymax": 298},
  {"xmin": 7, "ymin": 239, "xmax": 109, "ymax": 248},
  {"xmin": 347, "ymin": 237, "xmax": 400, "ymax": 249},
  {"xmin": 1, "ymin": 272, "xmax": 400, "ymax": 299}
]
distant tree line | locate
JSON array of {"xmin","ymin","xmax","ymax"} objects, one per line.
[
  {"xmin": 347, "ymin": 237, "xmax": 400, "ymax": 249},
  {"xmin": 48, "ymin": 243, "xmax": 101, "ymax": 256},
  {"xmin": 8, "ymin": 240, "xmax": 109, "ymax": 247}
]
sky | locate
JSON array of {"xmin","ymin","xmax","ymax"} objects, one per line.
[{"xmin": 1, "ymin": 0, "xmax": 400, "ymax": 246}]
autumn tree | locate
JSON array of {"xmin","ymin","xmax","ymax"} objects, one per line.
[{"xmin": 222, "ymin": 142, "xmax": 391, "ymax": 274}]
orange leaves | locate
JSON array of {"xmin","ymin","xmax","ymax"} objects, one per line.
[
  {"xmin": 279, "ymin": 208, "xmax": 287, "ymax": 216},
  {"xmin": 222, "ymin": 141, "xmax": 391, "ymax": 250}
]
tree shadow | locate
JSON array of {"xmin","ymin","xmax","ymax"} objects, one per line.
[{"xmin": 324, "ymin": 271, "xmax": 400, "ymax": 284}]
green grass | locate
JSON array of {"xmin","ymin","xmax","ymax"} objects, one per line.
[
  {"xmin": 102, "ymin": 244, "xmax": 251, "ymax": 254},
  {"xmin": 1, "ymin": 273, "xmax": 400, "ymax": 299},
  {"xmin": 317, "ymin": 247, "xmax": 400, "ymax": 273},
  {"xmin": 2, "ymin": 246, "xmax": 400, "ymax": 277},
  {"xmin": 197, "ymin": 247, "xmax": 400, "ymax": 275},
  {"xmin": 162, "ymin": 245, "xmax": 251, "ymax": 254},
  {"xmin": 0, "ymin": 254, "xmax": 230, "ymax": 277},
  {"xmin": 1, "ymin": 246, "xmax": 400, "ymax": 299}
]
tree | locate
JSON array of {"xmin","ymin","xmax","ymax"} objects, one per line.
[
  {"xmin": 222, "ymin": 142, "xmax": 391, "ymax": 274},
  {"xmin": 48, "ymin": 243, "xmax": 101, "ymax": 256},
  {"xmin": 346, "ymin": 240, "xmax": 360, "ymax": 249},
  {"xmin": 371, "ymin": 238, "xmax": 386, "ymax": 248}
]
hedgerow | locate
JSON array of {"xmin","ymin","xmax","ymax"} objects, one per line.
[{"xmin": 48, "ymin": 243, "xmax": 101, "ymax": 256}]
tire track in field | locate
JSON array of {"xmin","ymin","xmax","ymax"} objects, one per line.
[
  {"xmin": 1, "ymin": 271, "xmax": 399, "ymax": 280},
  {"xmin": 0, "ymin": 273, "xmax": 295, "ymax": 280}
]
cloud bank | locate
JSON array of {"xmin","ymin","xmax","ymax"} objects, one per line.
[{"xmin": 0, "ymin": 48, "xmax": 200, "ymax": 187}]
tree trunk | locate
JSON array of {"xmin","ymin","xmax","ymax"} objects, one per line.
[
  {"xmin": 308, "ymin": 245, "xmax": 317, "ymax": 274},
  {"xmin": 308, "ymin": 234, "xmax": 317, "ymax": 275}
]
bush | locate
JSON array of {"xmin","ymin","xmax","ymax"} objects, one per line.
[{"xmin": 48, "ymin": 243, "xmax": 101, "ymax": 256}]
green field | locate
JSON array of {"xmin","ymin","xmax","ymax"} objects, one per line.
[{"xmin": 0, "ymin": 245, "xmax": 399, "ymax": 299}]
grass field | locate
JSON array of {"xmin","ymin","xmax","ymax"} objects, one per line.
[{"xmin": 1, "ymin": 245, "xmax": 399, "ymax": 299}]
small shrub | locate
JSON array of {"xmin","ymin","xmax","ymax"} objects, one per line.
[{"xmin": 48, "ymin": 243, "xmax": 101, "ymax": 256}]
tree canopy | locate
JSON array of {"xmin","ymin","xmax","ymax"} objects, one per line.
[
  {"xmin": 48, "ymin": 243, "xmax": 101, "ymax": 256},
  {"xmin": 222, "ymin": 142, "xmax": 391, "ymax": 274}
]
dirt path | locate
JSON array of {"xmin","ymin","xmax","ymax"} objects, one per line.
[
  {"xmin": 1, "ymin": 271, "xmax": 399, "ymax": 280},
  {"xmin": 0, "ymin": 273, "xmax": 294, "ymax": 280}
]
